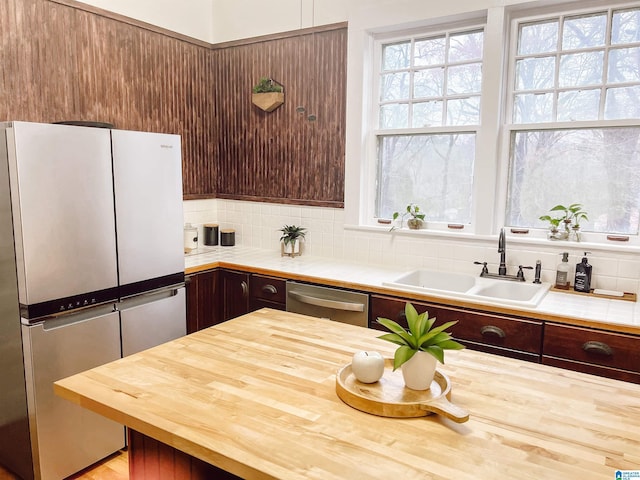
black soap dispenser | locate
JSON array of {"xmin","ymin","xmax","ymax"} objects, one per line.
[{"xmin": 574, "ymin": 252, "xmax": 592, "ymax": 293}]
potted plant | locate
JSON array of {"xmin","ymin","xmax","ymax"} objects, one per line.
[
  {"xmin": 279, "ymin": 224, "xmax": 306, "ymax": 257},
  {"xmin": 390, "ymin": 203, "xmax": 426, "ymax": 231},
  {"xmin": 538, "ymin": 214, "xmax": 564, "ymax": 240},
  {"xmin": 252, "ymin": 77, "xmax": 284, "ymax": 112},
  {"xmin": 376, "ymin": 303, "xmax": 464, "ymax": 390},
  {"xmin": 539, "ymin": 203, "xmax": 588, "ymax": 241}
]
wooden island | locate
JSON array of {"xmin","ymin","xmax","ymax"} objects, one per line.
[{"xmin": 55, "ymin": 308, "xmax": 640, "ymax": 479}]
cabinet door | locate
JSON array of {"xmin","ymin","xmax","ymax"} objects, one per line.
[
  {"xmin": 543, "ymin": 323, "xmax": 640, "ymax": 384},
  {"xmin": 222, "ymin": 270, "xmax": 250, "ymax": 321},
  {"xmin": 186, "ymin": 270, "xmax": 222, "ymax": 333},
  {"xmin": 249, "ymin": 275, "xmax": 286, "ymax": 311},
  {"xmin": 370, "ymin": 295, "xmax": 543, "ymax": 362}
]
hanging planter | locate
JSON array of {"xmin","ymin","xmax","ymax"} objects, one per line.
[{"xmin": 251, "ymin": 77, "xmax": 284, "ymax": 112}]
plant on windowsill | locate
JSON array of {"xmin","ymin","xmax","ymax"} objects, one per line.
[
  {"xmin": 376, "ymin": 303, "xmax": 464, "ymax": 390},
  {"xmin": 252, "ymin": 77, "xmax": 285, "ymax": 112},
  {"xmin": 539, "ymin": 203, "xmax": 588, "ymax": 241},
  {"xmin": 389, "ymin": 203, "xmax": 426, "ymax": 231},
  {"xmin": 279, "ymin": 224, "xmax": 306, "ymax": 257}
]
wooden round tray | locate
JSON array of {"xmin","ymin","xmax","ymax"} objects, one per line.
[{"xmin": 335, "ymin": 358, "xmax": 469, "ymax": 423}]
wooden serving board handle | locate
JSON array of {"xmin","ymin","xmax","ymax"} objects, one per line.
[{"xmin": 421, "ymin": 396, "xmax": 469, "ymax": 423}]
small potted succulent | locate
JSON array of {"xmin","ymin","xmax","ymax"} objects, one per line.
[
  {"xmin": 252, "ymin": 77, "xmax": 284, "ymax": 112},
  {"xmin": 376, "ymin": 303, "xmax": 464, "ymax": 390},
  {"xmin": 279, "ymin": 224, "xmax": 306, "ymax": 257},
  {"xmin": 390, "ymin": 203, "xmax": 426, "ymax": 231}
]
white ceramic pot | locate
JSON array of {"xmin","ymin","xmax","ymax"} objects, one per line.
[
  {"xmin": 401, "ymin": 351, "xmax": 437, "ymax": 390},
  {"xmin": 283, "ymin": 239, "xmax": 300, "ymax": 255}
]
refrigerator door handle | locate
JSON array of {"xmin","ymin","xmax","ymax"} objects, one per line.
[
  {"xmin": 117, "ymin": 284, "xmax": 184, "ymax": 311},
  {"xmin": 22, "ymin": 303, "xmax": 118, "ymax": 330}
]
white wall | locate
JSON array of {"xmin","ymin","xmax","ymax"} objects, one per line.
[
  {"xmin": 74, "ymin": 0, "xmax": 349, "ymax": 44},
  {"xmin": 75, "ymin": 0, "xmax": 215, "ymax": 42},
  {"xmin": 210, "ymin": 0, "xmax": 347, "ymax": 43}
]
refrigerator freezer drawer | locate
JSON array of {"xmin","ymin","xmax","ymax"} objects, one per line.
[
  {"xmin": 120, "ymin": 286, "xmax": 186, "ymax": 357},
  {"xmin": 21, "ymin": 307, "xmax": 124, "ymax": 480}
]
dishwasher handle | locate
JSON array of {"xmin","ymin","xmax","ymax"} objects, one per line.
[{"xmin": 288, "ymin": 290, "xmax": 365, "ymax": 312}]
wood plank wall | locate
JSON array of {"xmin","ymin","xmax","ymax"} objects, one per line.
[
  {"xmin": 0, "ymin": 0, "xmax": 347, "ymax": 205},
  {"xmin": 212, "ymin": 26, "xmax": 347, "ymax": 207},
  {"xmin": 0, "ymin": 0, "xmax": 215, "ymax": 197}
]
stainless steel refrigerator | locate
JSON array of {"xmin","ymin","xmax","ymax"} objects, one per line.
[{"xmin": 0, "ymin": 121, "xmax": 187, "ymax": 480}]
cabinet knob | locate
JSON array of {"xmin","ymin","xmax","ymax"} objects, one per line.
[
  {"xmin": 582, "ymin": 341, "xmax": 613, "ymax": 356},
  {"xmin": 262, "ymin": 284, "xmax": 278, "ymax": 295},
  {"xmin": 480, "ymin": 325, "xmax": 506, "ymax": 339}
]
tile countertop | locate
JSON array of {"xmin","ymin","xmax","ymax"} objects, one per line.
[{"xmin": 185, "ymin": 245, "xmax": 640, "ymax": 334}]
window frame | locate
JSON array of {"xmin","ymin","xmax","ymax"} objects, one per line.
[
  {"xmin": 346, "ymin": 0, "xmax": 640, "ymax": 250},
  {"xmin": 367, "ymin": 19, "xmax": 489, "ymax": 233},
  {"xmin": 503, "ymin": 2, "xmax": 640, "ymax": 245}
]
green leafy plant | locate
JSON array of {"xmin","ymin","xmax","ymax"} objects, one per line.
[
  {"xmin": 279, "ymin": 224, "xmax": 306, "ymax": 246},
  {"xmin": 538, "ymin": 214, "xmax": 562, "ymax": 231},
  {"xmin": 539, "ymin": 203, "xmax": 588, "ymax": 232},
  {"xmin": 376, "ymin": 303, "xmax": 464, "ymax": 370},
  {"xmin": 252, "ymin": 77, "xmax": 283, "ymax": 93},
  {"xmin": 390, "ymin": 203, "xmax": 426, "ymax": 231}
]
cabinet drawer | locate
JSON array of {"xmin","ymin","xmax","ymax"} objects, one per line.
[
  {"xmin": 250, "ymin": 275, "xmax": 286, "ymax": 304},
  {"xmin": 370, "ymin": 295, "xmax": 543, "ymax": 355},
  {"xmin": 543, "ymin": 323, "xmax": 640, "ymax": 374}
]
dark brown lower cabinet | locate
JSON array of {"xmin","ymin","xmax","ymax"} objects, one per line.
[
  {"xmin": 222, "ymin": 270, "xmax": 250, "ymax": 321},
  {"xmin": 543, "ymin": 322, "xmax": 640, "ymax": 384},
  {"xmin": 186, "ymin": 269, "xmax": 640, "ymax": 385},
  {"xmin": 370, "ymin": 295, "xmax": 543, "ymax": 362},
  {"xmin": 128, "ymin": 429, "xmax": 241, "ymax": 480},
  {"xmin": 249, "ymin": 275, "xmax": 286, "ymax": 311},
  {"xmin": 186, "ymin": 270, "xmax": 222, "ymax": 334}
]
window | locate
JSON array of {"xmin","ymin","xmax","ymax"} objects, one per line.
[
  {"xmin": 355, "ymin": 1, "xmax": 640, "ymax": 243},
  {"xmin": 506, "ymin": 7, "xmax": 640, "ymax": 236},
  {"xmin": 374, "ymin": 27, "xmax": 484, "ymax": 225}
]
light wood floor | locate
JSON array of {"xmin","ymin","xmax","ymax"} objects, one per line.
[{"xmin": 0, "ymin": 449, "xmax": 128, "ymax": 480}]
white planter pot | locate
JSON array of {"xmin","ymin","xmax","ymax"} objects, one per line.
[
  {"xmin": 401, "ymin": 351, "xmax": 437, "ymax": 390},
  {"xmin": 282, "ymin": 239, "xmax": 300, "ymax": 256}
]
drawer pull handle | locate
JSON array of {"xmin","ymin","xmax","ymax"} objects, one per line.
[
  {"xmin": 480, "ymin": 325, "xmax": 506, "ymax": 338},
  {"xmin": 241, "ymin": 281, "xmax": 248, "ymax": 299},
  {"xmin": 582, "ymin": 341, "xmax": 613, "ymax": 356},
  {"xmin": 262, "ymin": 284, "xmax": 278, "ymax": 295}
]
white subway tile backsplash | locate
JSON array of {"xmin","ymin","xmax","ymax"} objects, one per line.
[{"xmin": 187, "ymin": 199, "xmax": 640, "ymax": 295}]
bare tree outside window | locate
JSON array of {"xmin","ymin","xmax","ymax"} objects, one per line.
[
  {"xmin": 507, "ymin": 8, "xmax": 640, "ymax": 236},
  {"xmin": 376, "ymin": 28, "xmax": 483, "ymax": 222}
]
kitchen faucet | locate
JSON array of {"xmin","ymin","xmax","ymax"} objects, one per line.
[
  {"xmin": 498, "ymin": 227, "xmax": 507, "ymax": 276},
  {"xmin": 474, "ymin": 227, "xmax": 532, "ymax": 282}
]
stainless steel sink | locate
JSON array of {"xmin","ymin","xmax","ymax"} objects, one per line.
[{"xmin": 383, "ymin": 269, "xmax": 550, "ymax": 308}]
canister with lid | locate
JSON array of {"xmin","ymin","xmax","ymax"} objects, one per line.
[{"xmin": 184, "ymin": 223, "xmax": 198, "ymax": 252}]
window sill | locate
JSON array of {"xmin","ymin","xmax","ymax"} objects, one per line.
[{"xmin": 344, "ymin": 224, "xmax": 640, "ymax": 254}]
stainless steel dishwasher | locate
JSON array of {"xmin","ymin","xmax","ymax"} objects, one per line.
[{"xmin": 286, "ymin": 281, "xmax": 369, "ymax": 327}]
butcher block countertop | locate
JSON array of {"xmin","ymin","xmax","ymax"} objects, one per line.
[{"xmin": 55, "ymin": 309, "xmax": 640, "ymax": 479}]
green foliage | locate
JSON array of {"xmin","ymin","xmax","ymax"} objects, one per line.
[
  {"xmin": 279, "ymin": 225, "xmax": 306, "ymax": 246},
  {"xmin": 376, "ymin": 303, "xmax": 464, "ymax": 370},
  {"xmin": 252, "ymin": 77, "xmax": 283, "ymax": 93},
  {"xmin": 389, "ymin": 203, "xmax": 426, "ymax": 231},
  {"xmin": 539, "ymin": 203, "xmax": 588, "ymax": 230}
]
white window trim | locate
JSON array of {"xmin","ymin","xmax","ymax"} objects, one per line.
[{"xmin": 344, "ymin": 0, "xmax": 640, "ymax": 252}]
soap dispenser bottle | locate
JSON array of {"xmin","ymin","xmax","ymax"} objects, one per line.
[
  {"xmin": 574, "ymin": 252, "xmax": 592, "ymax": 293},
  {"xmin": 555, "ymin": 252, "xmax": 570, "ymax": 289}
]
